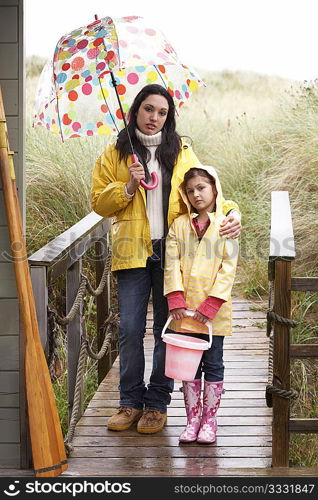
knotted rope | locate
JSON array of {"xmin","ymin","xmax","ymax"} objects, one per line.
[{"xmin": 265, "ymin": 277, "xmax": 298, "ymax": 407}]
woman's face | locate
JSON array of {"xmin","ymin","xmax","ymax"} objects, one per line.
[{"xmin": 136, "ymin": 94, "xmax": 169, "ymax": 135}]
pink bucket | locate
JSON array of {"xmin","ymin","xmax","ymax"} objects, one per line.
[{"xmin": 161, "ymin": 311, "xmax": 212, "ymax": 381}]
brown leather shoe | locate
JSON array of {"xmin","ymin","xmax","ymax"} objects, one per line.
[
  {"xmin": 137, "ymin": 409, "xmax": 167, "ymax": 434},
  {"xmin": 107, "ymin": 407, "xmax": 143, "ymax": 431}
]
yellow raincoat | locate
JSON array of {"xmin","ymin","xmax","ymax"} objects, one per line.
[
  {"xmin": 164, "ymin": 165, "xmax": 239, "ymax": 336},
  {"xmin": 92, "ymin": 142, "xmax": 239, "ymax": 272}
]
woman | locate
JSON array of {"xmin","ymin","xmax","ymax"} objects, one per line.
[{"xmin": 91, "ymin": 84, "xmax": 241, "ymax": 434}]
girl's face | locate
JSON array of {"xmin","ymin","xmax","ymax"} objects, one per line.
[
  {"xmin": 185, "ymin": 176, "xmax": 217, "ymax": 215},
  {"xmin": 136, "ymin": 94, "xmax": 169, "ymax": 135}
]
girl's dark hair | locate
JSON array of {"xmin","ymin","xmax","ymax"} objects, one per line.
[
  {"xmin": 183, "ymin": 168, "xmax": 216, "ymax": 187},
  {"xmin": 183, "ymin": 168, "xmax": 217, "ymax": 212},
  {"xmin": 116, "ymin": 84, "xmax": 182, "ymax": 179}
]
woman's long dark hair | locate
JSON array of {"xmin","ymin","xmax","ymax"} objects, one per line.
[{"xmin": 116, "ymin": 84, "xmax": 182, "ymax": 179}]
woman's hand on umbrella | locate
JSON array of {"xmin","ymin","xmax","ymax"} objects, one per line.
[
  {"xmin": 219, "ymin": 210, "xmax": 241, "ymax": 239},
  {"xmin": 126, "ymin": 160, "xmax": 145, "ymax": 194},
  {"xmin": 171, "ymin": 308, "xmax": 188, "ymax": 321}
]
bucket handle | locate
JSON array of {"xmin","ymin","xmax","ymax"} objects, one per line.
[{"xmin": 161, "ymin": 309, "xmax": 213, "ymax": 349}]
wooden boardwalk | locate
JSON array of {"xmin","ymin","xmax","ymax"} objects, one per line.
[{"xmin": 64, "ymin": 298, "xmax": 274, "ymax": 477}]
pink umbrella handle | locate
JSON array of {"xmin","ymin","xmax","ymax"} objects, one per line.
[{"xmin": 131, "ymin": 154, "xmax": 158, "ymax": 190}]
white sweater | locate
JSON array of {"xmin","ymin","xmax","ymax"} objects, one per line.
[{"xmin": 135, "ymin": 128, "xmax": 164, "ymax": 240}]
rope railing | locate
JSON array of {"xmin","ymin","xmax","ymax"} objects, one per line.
[
  {"xmin": 45, "ymin": 249, "xmax": 119, "ymax": 455},
  {"xmin": 265, "ymin": 278, "xmax": 298, "ymax": 408}
]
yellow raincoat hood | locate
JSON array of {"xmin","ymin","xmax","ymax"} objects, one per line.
[{"xmin": 178, "ymin": 165, "xmax": 224, "ymax": 221}]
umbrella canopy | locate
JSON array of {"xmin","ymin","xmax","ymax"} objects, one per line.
[{"xmin": 33, "ymin": 15, "xmax": 205, "ymax": 141}]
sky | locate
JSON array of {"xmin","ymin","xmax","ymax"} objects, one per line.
[{"xmin": 25, "ymin": 0, "xmax": 318, "ymax": 82}]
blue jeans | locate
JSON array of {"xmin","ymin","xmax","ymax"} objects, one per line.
[
  {"xmin": 181, "ymin": 332, "xmax": 224, "ymax": 381},
  {"xmin": 116, "ymin": 239, "xmax": 174, "ymax": 413}
]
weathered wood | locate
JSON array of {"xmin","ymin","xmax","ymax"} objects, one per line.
[
  {"xmin": 63, "ymin": 457, "xmax": 272, "ymax": 475},
  {"xmin": 0, "ymin": 262, "xmax": 16, "ymax": 297},
  {"xmin": 71, "ymin": 446, "xmax": 272, "ymax": 458},
  {"xmin": 272, "ymin": 260, "xmax": 291, "ymax": 467},
  {"xmin": 92, "ymin": 390, "xmax": 268, "ymax": 400},
  {"xmin": 28, "ymin": 213, "xmax": 110, "ymax": 283},
  {"xmin": 0, "ymin": 6, "xmax": 17, "ymax": 42},
  {"xmin": 0, "ymin": 335, "xmax": 19, "ymax": 370},
  {"xmin": 0, "ymin": 444, "xmax": 20, "ymax": 468},
  {"xmin": 67, "ymin": 259, "xmax": 83, "ymax": 423},
  {"xmin": 89, "ymin": 398, "xmax": 268, "ymax": 408},
  {"xmin": 269, "ymin": 191, "xmax": 295, "ymax": 260},
  {"xmin": 290, "ymin": 344, "xmax": 318, "ymax": 358},
  {"xmin": 95, "ymin": 236, "xmax": 111, "ymax": 384},
  {"xmin": 84, "ymin": 406, "xmax": 272, "ymax": 417},
  {"xmin": 30, "ymin": 265, "xmax": 48, "ymax": 350},
  {"xmin": 0, "ymin": 408, "xmax": 19, "ymax": 442},
  {"xmin": 0, "ymin": 371, "xmax": 19, "ymax": 406},
  {"xmin": 0, "ymin": 80, "xmax": 19, "ymax": 115},
  {"xmin": 291, "ymin": 277, "xmax": 318, "ymax": 292},
  {"xmin": 73, "ymin": 435, "xmax": 271, "ymax": 447},
  {"xmin": 289, "ymin": 419, "xmax": 318, "ymax": 433},
  {"xmin": 78, "ymin": 416, "xmax": 272, "ymax": 426},
  {"xmin": 0, "ymin": 44, "xmax": 18, "ymax": 79}
]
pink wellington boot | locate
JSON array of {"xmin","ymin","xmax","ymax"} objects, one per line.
[
  {"xmin": 197, "ymin": 380, "xmax": 224, "ymax": 444},
  {"xmin": 179, "ymin": 379, "xmax": 202, "ymax": 443}
]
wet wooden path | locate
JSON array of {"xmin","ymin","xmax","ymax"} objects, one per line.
[{"xmin": 64, "ymin": 298, "xmax": 273, "ymax": 476}]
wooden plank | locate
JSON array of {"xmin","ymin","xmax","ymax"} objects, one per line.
[
  {"xmin": 291, "ymin": 277, "xmax": 318, "ymax": 292},
  {"xmin": 0, "ymin": 44, "xmax": 18, "ymax": 79},
  {"xmin": 272, "ymin": 260, "xmax": 291, "ymax": 467},
  {"xmin": 74, "ymin": 425, "xmax": 272, "ymax": 437},
  {"xmin": 73, "ymin": 435, "xmax": 271, "ymax": 447},
  {"xmin": 289, "ymin": 418, "xmax": 318, "ymax": 433},
  {"xmin": 28, "ymin": 213, "xmax": 110, "ymax": 283},
  {"xmin": 93, "ymin": 390, "xmax": 268, "ymax": 400},
  {"xmin": 290, "ymin": 344, "xmax": 318, "ymax": 358},
  {"xmin": 6, "ymin": 116, "xmax": 18, "ymax": 152},
  {"xmin": 0, "ymin": 371, "xmax": 19, "ymax": 407},
  {"xmin": 0, "ymin": 263, "xmax": 16, "ymax": 297},
  {"xmin": 0, "ymin": 299, "xmax": 19, "ymax": 334},
  {"xmin": 71, "ymin": 446, "xmax": 272, "ymax": 458},
  {"xmin": 84, "ymin": 407, "xmax": 271, "ymax": 417},
  {"xmin": 0, "ymin": 408, "xmax": 19, "ymax": 442},
  {"xmin": 0, "ymin": 444, "xmax": 20, "ymax": 468},
  {"xmin": 270, "ymin": 191, "xmax": 295, "ymax": 259},
  {"xmin": 0, "ymin": 336, "xmax": 19, "ymax": 370},
  {"xmin": 89, "ymin": 398, "xmax": 269, "ymax": 408},
  {"xmin": 0, "ymin": 7, "xmax": 18, "ymax": 42},
  {"xmin": 77, "ymin": 416, "xmax": 272, "ymax": 426},
  {"xmin": 63, "ymin": 457, "xmax": 272, "ymax": 475},
  {"xmin": 0, "ymin": 80, "xmax": 18, "ymax": 115},
  {"xmin": 30, "ymin": 265, "xmax": 48, "ymax": 350}
]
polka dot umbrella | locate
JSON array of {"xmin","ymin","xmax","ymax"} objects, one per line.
[{"xmin": 33, "ymin": 15, "xmax": 205, "ymax": 188}]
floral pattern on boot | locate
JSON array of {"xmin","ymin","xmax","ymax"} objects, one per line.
[
  {"xmin": 179, "ymin": 379, "xmax": 202, "ymax": 443},
  {"xmin": 197, "ymin": 380, "xmax": 224, "ymax": 444}
]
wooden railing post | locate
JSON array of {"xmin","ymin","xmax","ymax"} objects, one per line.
[
  {"xmin": 95, "ymin": 235, "xmax": 111, "ymax": 384},
  {"xmin": 269, "ymin": 191, "xmax": 295, "ymax": 467},
  {"xmin": 272, "ymin": 259, "xmax": 292, "ymax": 467},
  {"xmin": 66, "ymin": 259, "xmax": 83, "ymax": 423},
  {"xmin": 30, "ymin": 265, "xmax": 48, "ymax": 354}
]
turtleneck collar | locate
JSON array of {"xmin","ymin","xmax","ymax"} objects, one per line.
[{"xmin": 135, "ymin": 127, "xmax": 162, "ymax": 147}]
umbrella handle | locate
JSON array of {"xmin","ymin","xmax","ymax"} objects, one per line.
[{"xmin": 131, "ymin": 154, "xmax": 158, "ymax": 190}]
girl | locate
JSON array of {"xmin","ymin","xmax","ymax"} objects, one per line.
[
  {"xmin": 92, "ymin": 84, "xmax": 241, "ymax": 434},
  {"xmin": 164, "ymin": 166, "xmax": 239, "ymax": 443}
]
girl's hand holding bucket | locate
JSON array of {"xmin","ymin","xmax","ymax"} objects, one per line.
[{"xmin": 161, "ymin": 310, "xmax": 212, "ymax": 381}]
